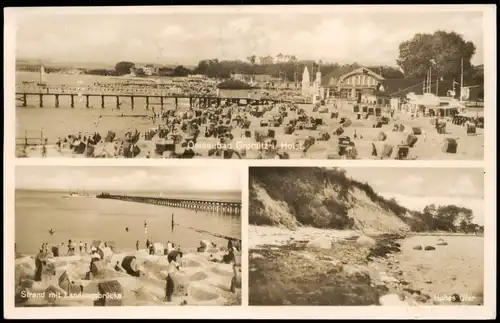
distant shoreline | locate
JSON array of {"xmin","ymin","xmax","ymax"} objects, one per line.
[{"xmin": 16, "ymin": 188, "xmax": 241, "ymax": 194}]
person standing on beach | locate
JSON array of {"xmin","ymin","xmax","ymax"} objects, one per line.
[
  {"xmin": 79, "ymin": 241, "xmax": 83, "ymax": 253},
  {"xmin": 84, "ymin": 242, "xmax": 88, "ymax": 254},
  {"xmin": 42, "ymin": 143, "xmax": 47, "ymax": 158},
  {"xmin": 144, "ymin": 221, "xmax": 148, "ymax": 235},
  {"xmin": 165, "ymin": 253, "xmax": 180, "ymax": 302},
  {"xmin": 136, "ymin": 240, "xmax": 139, "ymax": 251}
]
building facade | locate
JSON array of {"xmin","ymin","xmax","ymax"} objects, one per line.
[
  {"xmin": 142, "ymin": 64, "xmax": 159, "ymax": 76},
  {"xmin": 259, "ymin": 56, "xmax": 275, "ymax": 65},
  {"xmin": 336, "ymin": 67, "xmax": 385, "ymax": 99}
]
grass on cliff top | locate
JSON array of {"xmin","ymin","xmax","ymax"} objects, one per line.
[{"xmin": 249, "ymin": 167, "xmax": 408, "ymax": 230}]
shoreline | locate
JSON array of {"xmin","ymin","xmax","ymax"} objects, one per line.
[{"xmin": 248, "ymin": 225, "xmax": 484, "ymax": 306}]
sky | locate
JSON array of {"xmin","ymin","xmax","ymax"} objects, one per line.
[
  {"xmin": 15, "ymin": 166, "xmax": 241, "ymax": 192},
  {"xmin": 346, "ymin": 168, "xmax": 485, "ymax": 225},
  {"xmin": 14, "ymin": 7, "xmax": 484, "ymax": 67}
]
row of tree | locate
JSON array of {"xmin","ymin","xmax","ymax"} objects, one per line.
[
  {"xmin": 408, "ymin": 204, "xmax": 484, "ymax": 234},
  {"xmin": 87, "ymin": 31, "xmax": 484, "ymax": 88}
]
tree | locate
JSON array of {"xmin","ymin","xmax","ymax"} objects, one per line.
[
  {"xmin": 115, "ymin": 61, "xmax": 135, "ymax": 75},
  {"xmin": 396, "ymin": 31, "xmax": 476, "ymax": 81},
  {"xmin": 172, "ymin": 65, "xmax": 191, "ymax": 77},
  {"xmin": 247, "ymin": 55, "xmax": 257, "ymax": 65},
  {"xmin": 135, "ymin": 68, "xmax": 146, "ymax": 77}
]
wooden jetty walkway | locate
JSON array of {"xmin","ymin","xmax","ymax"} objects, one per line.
[
  {"xmin": 15, "ymin": 85, "xmax": 285, "ymax": 109},
  {"xmin": 96, "ymin": 193, "xmax": 242, "ymax": 214}
]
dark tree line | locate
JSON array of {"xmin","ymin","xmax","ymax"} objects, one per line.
[
  {"xmin": 191, "ymin": 59, "xmax": 405, "ymax": 84},
  {"xmin": 407, "ymin": 204, "xmax": 483, "ymax": 234}
]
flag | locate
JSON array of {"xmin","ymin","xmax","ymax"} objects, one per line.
[{"xmin": 439, "ymin": 77, "xmax": 444, "ymax": 81}]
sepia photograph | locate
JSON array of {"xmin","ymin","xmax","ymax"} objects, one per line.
[
  {"xmin": 248, "ymin": 167, "xmax": 485, "ymax": 306},
  {"xmin": 12, "ymin": 8, "xmax": 485, "ymax": 159},
  {"xmin": 14, "ymin": 166, "xmax": 242, "ymax": 306}
]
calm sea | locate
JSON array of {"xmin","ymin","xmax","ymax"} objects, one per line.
[
  {"xmin": 16, "ymin": 72, "xmax": 192, "ymax": 141},
  {"xmin": 15, "ymin": 189, "xmax": 241, "ymax": 254}
]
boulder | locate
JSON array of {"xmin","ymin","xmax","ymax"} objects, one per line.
[
  {"xmin": 306, "ymin": 237, "xmax": 332, "ymax": 249},
  {"xmin": 356, "ymin": 235, "xmax": 376, "ymax": 247},
  {"xmin": 424, "ymin": 246, "xmax": 436, "ymax": 251},
  {"xmin": 413, "ymin": 245, "xmax": 423, "ymax": 250},
  {"xmin": 436, "ymin": 242, "xmax": 448, "ymax": 246}
]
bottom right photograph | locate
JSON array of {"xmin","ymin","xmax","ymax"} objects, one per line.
[{"xmin": 248, "ymin": 166, "xmax": 485, "ymax": 306}]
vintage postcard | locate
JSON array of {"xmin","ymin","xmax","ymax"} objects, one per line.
[
  {"xmin": 13, "ymin": 165, "xmax": 242, "ymax": 307},
  {"xmin": 249, "ymin": 166, "xmax": 485, "ymax": 306},
  {"xmin": 3, "ymin": 4, "xmax": 496, "ymax": 320},
  {"xmin": 7, "ymin": 5, "xmax": 489, "ymax": 160}
]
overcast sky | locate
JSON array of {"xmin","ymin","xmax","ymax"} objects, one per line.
[
  {"xmin": 346, "ymin": 168, "xmax": 485, "ymax": 225},
  {"xmin": 14, "ymin": 6, "xmax": 484, "ymax": 66},
  {"xmin": 15, "ymin": 166, "xmax": 241, "ymax": 192}
]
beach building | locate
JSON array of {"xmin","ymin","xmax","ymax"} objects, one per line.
[
  {"xmin": 142, "ymin": 65, "xmax": 160, "ymax": 76},
  {"xmin": 336, "ymin": 67, "xmax": 385, "ymax": 100},
  {"xmin": 405, "ymin": 92, "xmax": 463, "ymax": 117}
]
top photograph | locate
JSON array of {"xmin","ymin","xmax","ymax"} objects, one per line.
[{"xmin": 12, "ymin": 7, "xmax": 485, "ymax": 159}]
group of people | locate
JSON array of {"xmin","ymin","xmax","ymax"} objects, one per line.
[{"xmin": 39, "ymin": 239, "xmax": 91, "ymax": 257}]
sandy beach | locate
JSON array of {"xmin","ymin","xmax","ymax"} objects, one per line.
[
  {"xmin": 16, "ymin": 72, "xmax": 483, "ymax": 159},
  {"xmin": 15, "ymin": 246, "xmax": 242, "ymax": 307},
  {"xmin": 248, "ymin": 225, "xmax": 483, "ymax": 306}
]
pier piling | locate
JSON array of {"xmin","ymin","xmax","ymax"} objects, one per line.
[{"xmin": 96, "ymin": 193, "xmax": 241, "ymax": 215}]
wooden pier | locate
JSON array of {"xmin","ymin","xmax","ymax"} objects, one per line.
[
  {"xmin": 96, "ymin": 193, "xmax": 241, "ymax": 214},
  {"xmin": 15, "ymin": 85, "xmax": 284, "ymax": 109}
]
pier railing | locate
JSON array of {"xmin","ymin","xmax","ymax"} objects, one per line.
[{"xmin": 96, "ymin": 193, "xmax": 241, "ymax": 214}]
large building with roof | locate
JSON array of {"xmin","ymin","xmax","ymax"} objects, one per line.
[{"xmin": 336, "ymin": 67, "xmax": 385, "ymax": 99}]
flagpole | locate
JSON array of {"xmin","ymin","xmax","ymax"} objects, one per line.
[
  {"xmin": 460, "ymin": 57, "xmax": 464, "ymax": 103},
  {"xmin": 429, "ymin": 66, "xmax": 432, "ymax": 94},
  {"xmin": 436, "ymin": 75, "xmax": 439, "ymax": 96}
]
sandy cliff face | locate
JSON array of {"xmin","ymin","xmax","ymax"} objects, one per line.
[{"xmin": 249, "ymin": 168, "xmax": 409, "ymax": 233}]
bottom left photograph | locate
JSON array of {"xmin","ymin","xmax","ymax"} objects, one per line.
[{"xmin": 13, "ymin": 165, "xmax": 242, "ymax": 307}]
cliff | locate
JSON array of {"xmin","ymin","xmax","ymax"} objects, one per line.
[{"xmin": 249, "ymin": 167, "xmax": 411, "ymax": 232}]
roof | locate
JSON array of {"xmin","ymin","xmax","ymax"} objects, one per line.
[
  {"xmin": 217, "ymin": 80, "xmax": 256, "ymax": 90},
  {"xmin": 378, "ymin": 79, "xmax": 456, "ymax": 97},
  {"xmin": 338, "ymin": 67, "xmax": 385, "ymax": 84}
]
